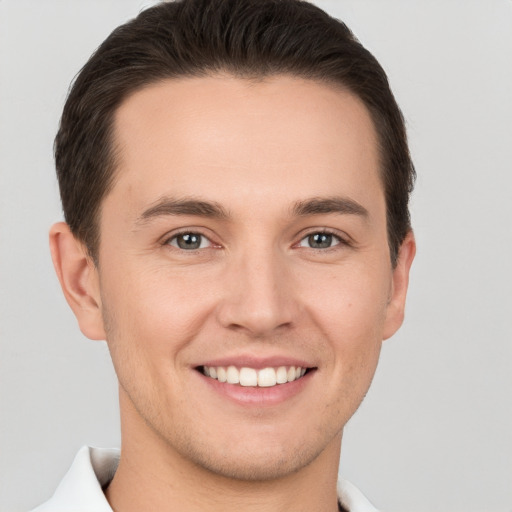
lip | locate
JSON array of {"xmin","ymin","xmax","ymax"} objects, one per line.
[{"xmin": 194, "ymin": 356, "xmax": 316, "ymax": 406}]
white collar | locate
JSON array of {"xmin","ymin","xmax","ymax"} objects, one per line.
[{"xmin": 31, "ymin": 446, "xmax": 378, "ymax": 512}]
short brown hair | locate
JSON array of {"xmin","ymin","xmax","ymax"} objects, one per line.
[{"xmin": 55, "ymin": 0, "xmax": 415, "ymax": 265}]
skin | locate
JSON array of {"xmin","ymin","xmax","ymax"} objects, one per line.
[{"xmin": 50, "ymin": 75, "xmax": 415, "ymax": 512}]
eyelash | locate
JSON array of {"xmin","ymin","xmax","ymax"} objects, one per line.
[{"xmin": 163, "ymin": 228, "xmax": 350, "ymax": 253}]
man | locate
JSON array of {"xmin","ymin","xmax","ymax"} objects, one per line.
[{"xmin": 33, "ymin": 0, "xmax": 415, "ymax": 510}]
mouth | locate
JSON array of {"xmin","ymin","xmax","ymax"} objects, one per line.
[{"xmin": 198, "ymin": 365, "xmax": 311, "ymax": 388}]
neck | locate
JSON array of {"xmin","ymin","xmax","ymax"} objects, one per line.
[{"xmin": 105, "ymin": 391, "xmax": 342, "ymax": 512}]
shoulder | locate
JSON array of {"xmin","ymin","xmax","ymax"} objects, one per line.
[
  {"xmin": 29, "ymin": 446, "xmax": 119, "ymax": 512},
  {"xmin": 337, "ymin": 479, "xmax": 380, "ymax": 512}
]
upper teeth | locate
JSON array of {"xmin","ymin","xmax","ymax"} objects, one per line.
[{"xmin": 203, "ymin": 365, "xmax": 307, "ymax": 387}]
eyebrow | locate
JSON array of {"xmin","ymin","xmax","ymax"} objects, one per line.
[
  {"xmin": 291, "ymin": 196, "xmax": 369, "ymax": 219},
  {"xmin": 136, "ymin": 197, "xmax": 229, "ymax": 225},
  {"xmin": 135, "ymin": 195, "xmax": 368, "ymax": 225}
]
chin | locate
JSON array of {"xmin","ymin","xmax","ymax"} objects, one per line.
[
  {"xmin": 165, "ymin": 425, "xmax": 341, "ymax": 483},
  {"xmin": 184, "ymin": 443, "xmax": 321, "ymax": 482}
]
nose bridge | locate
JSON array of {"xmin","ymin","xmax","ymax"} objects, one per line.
[{"xmin": 217, "ymin": 240, "xmax": 297, "ymax": 336}]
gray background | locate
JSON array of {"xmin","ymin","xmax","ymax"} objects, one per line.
[{"xmin": 1, "ymin": 1, "xmax": 511, "ymax": 511}]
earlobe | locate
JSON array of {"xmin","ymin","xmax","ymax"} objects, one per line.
[
  {"xmin": 383, "ymin": 231, "xmax": 416, "ymax": 340},
  {"xmin": 49, "ymin": 222, "xmax": 106, "ymax": 340}
]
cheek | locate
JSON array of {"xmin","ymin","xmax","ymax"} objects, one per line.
[
  {"xmin": 100, "ymin": 263, "xmax": 217, "ymax": 360},
  {"xmin": 300, "ymin": 262, "xmax": 391, "ymax": 342},
  {"xmin": 99, "ymin": 270, "xmax": 191, "ymax": 412},
  {"xmin": 298, "ymin": 262, "xmax": 388, "ymax": 400}
]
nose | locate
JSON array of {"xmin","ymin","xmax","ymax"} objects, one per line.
[{"xmin": 216, "ymin": 248, "xmax": 299, "ymax": 337}]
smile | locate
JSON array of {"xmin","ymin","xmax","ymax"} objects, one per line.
[{"xmin": 201, "ymin": 365, "xmax": 308, "ymax": 387}]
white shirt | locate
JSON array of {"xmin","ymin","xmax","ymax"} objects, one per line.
[{"xmin": 30, "ymin": 446, "xmax": 379, "ymax": 512}]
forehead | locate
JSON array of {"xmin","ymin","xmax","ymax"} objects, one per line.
[{"xmin": 109, "ymin": 74, "xmax": 382, "ymax": 217}]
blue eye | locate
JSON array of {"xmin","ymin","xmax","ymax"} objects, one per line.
[
  {"xmin": 299, "ymin": 232, "xmax": 341, "ymax": 249},
  {"xmin": 168, "ymin": 232, "xmax": 211, "ymax": 250}
]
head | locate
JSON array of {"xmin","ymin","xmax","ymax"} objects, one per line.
[{"xmin": 50, "ymin": 0, "xmax": 415, "ymax": 483}]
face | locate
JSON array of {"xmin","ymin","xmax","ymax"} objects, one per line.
[{"xmin": 72, "ymin": 75, "xmax": 413, "ymax": 480}]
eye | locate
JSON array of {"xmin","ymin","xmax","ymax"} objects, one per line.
[
  {"xmin": 298, "ymin": 232, "xmax": 342, "ymax": 249},
  {"xmin": 167, "ymin": 232, "xmax": 211, "ymax": 250}
]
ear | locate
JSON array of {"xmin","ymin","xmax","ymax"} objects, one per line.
[
  {"xmin": 49, "ymin": 222, "xmax": 106, "ymax": 340},
  {"xmin": 383, "ymin": 231, "xmax": 416, "ymax": 340}
]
